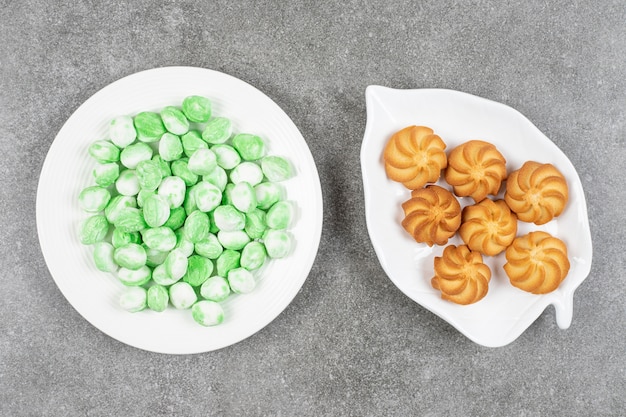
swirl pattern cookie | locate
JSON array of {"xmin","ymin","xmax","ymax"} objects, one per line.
[
  {"xmin": 459, "ymin": 199, "xmax": 517, "ymax": 256},
  {"xmin": 444, "ymin": 140, "xmax": 507, "ymax": 202},
  {"xmin": 504, "ymin": 231, "xmax": 570, "ymax": 294},
  {"xmin": 401, "ymin": 185, "xmax": 461, "ymax": 246},
  {"xmin": 383, "ymin": 125, "xmax": 447, "ymax": 190},
  {"xmin": 431, "ymin": 245, "xmax": 491, "ymax": 305},
  {"xmin": 504, "ymin": 161, "xmax": 568, "ymax": 225}
]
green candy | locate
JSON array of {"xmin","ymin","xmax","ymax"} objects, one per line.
[
  {"xmin": 110, "ymin": 115, "xmax": 137, "ymax": 148},
  {"xmin": 230, "ymin": 161, "xmax": 263, "ymax": 186},
  {"xmin": 188, "ymin": 148, "xmax": 217, "ymax": 175},
  {"xmin": 181, "ymin": 130, "xmax": 208, "ymax": 157},
  {"xmin": 232, "ymin": 133, "xmax": 266, "ymax": 161},
  {"xmin": 200, "ymin": 276, "xmax": 230, "ymax": 302},
  {"xmin": 164, "ymin": 248, "xmax": 188, "ymax": 280},
  {"xmin": 134, "ymin": 111, "xmax": 166, "ymax": 142},
  {"xmin": 144, "ymin": 246, "xmax": 169, "ymax": 267},
  {"xmin": 92, "ymin": 242, "xmax": 118, "ymax": 272},
  {"xmin": 227, "ymin": 267, "xmax": 256, "ymax": 294},
  {"xmin": 203, "ymin": 166, "xmax": 228, "ymax": 191},
  {"xmin": 105, "ymin": 195, "xmax": 137, "ymax": 223},
  {"xmin": 182, "ymin": 95, "xmax": 211, "ymax": 123},
  {"xmin": 159, "ymin": 132, "xmax": 184, "ymax": 162},
  {"xmin": 202, "ymin": 117, "xmax": 232, "ymax": 144},
  {"xmin": 142, "ymin": 226, "xmax": 176, "ymax": 252},
  {"xmin": 117, "ymin": 265, "xmax": 152, "ymax": 286},
  {"xmin": 162, "ymin": 206, "xmax": 186, "ymax": 230},
  {"xmin": 184, "ymin": 210, "xmax": 210, "ymax": 243},
  {"xmin": 89, "ymin": 140, "xmax": 120, "ymax": 163},
  {"xmin": 171, "ymin": 159, "xmax": 199, "ymax": 187},
  {"xmin": 261, "ymin": 156, "xmax": 293, "ymax": 182},
  {"xmin": 191, "ymin": 300, "xmax": 224, "ymax": 326},
  {"xmin": 120, "ymin": 142, "xmax": 153, "ymax": 169},
  {"xmin": 240, "ymin": 241, "xmax": 267, "ymax": 271},
  {"xmin": 216, "ymin": 249, "xmax": 240, "ymax": 277},
  {"xmin": 254, "ymin": 182, "xmax": 283, "ymax": 210},
  {"xmin": 152, "ymin": 155, "xmax": 172, "ymax": 177},
  {"xmin": 218, "ymin": 230, "xmax": 250, "ymax": 251},
  {"xmin": 169, "ymin": 281, "xmax": 197, "ymax": 309},
  {"xmin": 93, "ymin": 162, "xmax": 120, "ymax": 187},
  {"xmin": 114, "ymin": 208, "xmax": 147, "ymax": 233},
  {"xmin": 160, "ymin": 106, "xmax": 190, "ymax": 135},
  {"xmin": 135, "ymin": 160, "xmax": 163, "ymax": 191},
  {"xmin": 263, "ymin": 229, "xmax": 292, "ymax": 258},
  {"xmin": 183, "ymin": 255, "xmax": 214, "ymax": 287},
  {"xmin": 183, "ymin": 188, "xmax": 198, "ymax": 215},
  {"xmin": 119, "ymin": 286, "xmax": 147, "ymax": 312},
  {"xmin": 111, "ymin": 229, "xmax": 141, "ymax": 248},
  {"xmin": 191, "ymin": 181, "xmax": 222, "ymax": 212},
  {"xmin": 194, "ymin": 233, "xmax": 223, "ymax": 259},
  {"xmin": 115, "ymin": 169, "xmax": 140, "ymax": 196},
  {"xmin": 213, "ymin": 205, "xmax": 245, "ymax": 231},
  {"xmin": 79, "ymin": 215, "xmax": 109, "ymax": 245},
  {"xmin": 158, "ymin": 176, "xmax": 186, "ymax": 208},
  {"xmin": 113, "ymin": 243, "xmax": 147, "ymax": 270},
  {"xmin": 231, "ymin": 182, "xmax": 257, "ymax": 213},
  {"xmin": 266, "ymin": 201, "xmax": 293, "ymax": 230},
  {"xmin": 136, "ymin": 189, "xmax": 153, "ymax": 208},
  {"xmin": 244, "ymin": 208, "xmax": 268, "ymax": 240},
  {"xmin": 142, "ymin": 194, "xmax": 171, "ymax": 228},
  {"xmin": 174, "ymin": 227, "xmax": 195, "ymax": 257},
  {"xmin": 152, "ymin": 264, "xmax": 177, "ymax": 286},
  {"xmin": 208, "ymin": 211, "xmax": 220, "ymax": 234},
  {"xmin": 211, "ymin": 144, "xmax": 241, "ymax": 170},
  {"xmin": 79, "ymin": 186, "xmax": 111, "ymax": 213},
  {"xmin": 221, "ymin": 183, "xmax": 235, "ymax": 206},
  {"xmin": 147, "ymin": 285, "xmax": 169, "ymax": 312}
]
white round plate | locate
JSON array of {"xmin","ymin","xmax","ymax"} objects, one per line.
[
  {"xmin": 361, "ymin": 86, "xmax": 592, "ymax": 348},
  {"xmin": 37, "ymin": 67, "xmax": 323, "ymax": 354}
]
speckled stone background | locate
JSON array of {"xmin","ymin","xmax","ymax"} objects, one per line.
[{"xmin": 1, "ymin": 1, "xmax": 625, "ymax": 416}]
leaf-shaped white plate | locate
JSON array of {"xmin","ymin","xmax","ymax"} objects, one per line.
[
  {"xmin": 37, "ymin": 67, "xmax": 323, "ymax": 354},
  {"xmin": 361, "ymin": 86, "xmax": 592, "ymax": 347}
]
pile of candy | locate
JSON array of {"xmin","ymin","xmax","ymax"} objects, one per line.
[{"xmin": 78, "ymin": 95, "xmax": 295, "ymax": 326}]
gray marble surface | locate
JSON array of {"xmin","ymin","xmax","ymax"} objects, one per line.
[{"xmin": 1, "ymin": 1, "xmax": 625, "ymax": 416}]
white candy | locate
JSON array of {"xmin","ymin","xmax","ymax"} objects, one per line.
[
  {"xmin": 115, "ymin": 170, "xmax": 141, "ymax": 196},
  {"xmin": 227, "ymin": 267, "xmax": 256, "ymax": 294},
  {"xmin": 191, "ymin": 300, "xmax": 224, "ymax": 326},
  {"xmin": 203, "ymin": 166, "xmax": 228, "ymax": 191},
  {"xmin": 110, "ymin": 115, "xmax": 137, "ymax": 148},
  {"xmin": 211, "ymin": 144, "xmax": 241, "ymax": 170},
  {"xmin": 188, "ymin": 148, "xmax": 217, "ymax": 176},
  {"xmin": 117, "ymin": 265, "xmax": 152, "ymax": 286},
  {"xmin": 191, "ymin": 181, "xmax": 222, "ymax": 212},
  {"xmin": 119, "ymin": 286, "xmax": 147, "ymax": 312},
  {"xmin": 263, "ymin": 229, "xmax": 292, "ymax": 258},
  {"xmin": 169, "ymin": 282, "xmax": 197, "ymax": 309},
  {"xmin": 229, "ymin": 162, "xmax": 263, "ymax": 186},
  {"xmin": 164, "ymin": 248, "xmax": 188, "ymax": 280},
  {"xmin": 213, "ymin": 205, "xmax": 245, "ymax": 231},
  {"xmin": 217, "ymin": 230, "xmax": 250, "ymax": 250},
  {"xmin": 231, "ymin": 182, "xmax": 257, "ymax": 213},
  {"xmin": 152, "ymin": 263, "xmax": 180, "ymax": 286},
  {"xmin": 120, "ymin": 142, "xmax": 153, "ymax": 169},
  {"xmin": 158, "ymin": 176, "xmax": 186, "ymax": 208}
]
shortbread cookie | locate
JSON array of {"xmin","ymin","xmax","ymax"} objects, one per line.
[
  {"xmin": 444, "ymin": 140, "xmax": 507, "ymax": 202},
  {"xmin": 383, "ymin": 125, "xmax": 447, "ymax": 190},
  {"xmin": 504, "ymin": 161, "xmax": 568, "ymax": 225},
  {"xmin": 459, "ymin": 199, "xmax": 517, "ymax": 256},
  {"xmin": 504, "ymin": 231, "xmax": 570, "ymax": 294},
  {"xmin": 431, "ymin": 244, "xmax": 491, "ymax": 305},
  {"xmin": 401, "ymin": 185, "xmax": 461, "ymax": 246}
]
